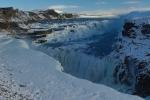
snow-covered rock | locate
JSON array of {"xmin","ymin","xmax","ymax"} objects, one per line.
[
  {"xmin": 0, "ymin": 7, "xmax": 60, "ymax": 23},
  {"xmin": 0, "ymin": 35, "xmax": 143, "ymax": 100},
  {"xmin": 0, "ymin": 7, "xmax": 78, "ymax": 23},
  {"xmin": 112, "ymin": 17, "xmax": 150, "ymax": 97}
]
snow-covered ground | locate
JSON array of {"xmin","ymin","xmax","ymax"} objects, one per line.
[{"xmin": 0, "ymin": 34, "xmax": 144, "ymax": 100}]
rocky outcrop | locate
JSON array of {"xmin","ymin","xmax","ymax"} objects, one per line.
[
  {"xmin": 135, "ymin": 64, "xmax": 150, "ymax": 96},
  {"xmin": 0, "ymin": 7, "xmax": 58, "ymax": 23},
  {"xmin": 0, "ymin": 7, "xmax": 78, "ymax": 36},
  {"xmin": 122, "ymin": 22, "xmax": 137, "ymax": 38},
  {"xmin": 141, "ymin": 24, "xmax": 150, "ymax": 37},
  {"xmin": 0, "ymin": 22, "xmax": 27, "ymax": 32},
  {"xmin": 113, "ymin": 18, "xmax": 150, "ymax": 97},
  {"xmin": 0, "ymin": 7, "xmax": 78, "ymax": 23}
]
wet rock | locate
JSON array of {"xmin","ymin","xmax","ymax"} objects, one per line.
[
  {"xmin": 70, "ymin": 29, "xmax": 75, "ymax": 33},
  {"xmin": 122, "ymin": 22, "xmax": 137, "ymax": 38},
  {"xmin": 35, "ymin": 39, "xmax": 47, "ymax": 44},
  {"xmin": 113, "ymin": 56, "xmax": 137, "ymax": 86},
  {"xmin": 138, "ymin": 62, "xmax": 148, "ymax": 69},
  {"xmin": 135, "ymin": 68, "xmax": 150, "ymax": 97},
  {"xmin": 17, "ymin": 29, "xmax": 52, "ymax": 39},
  {"xmin": 141, "ymin": 24, "xmax": 150, "ymax": 37},
  {"xmin": 113, "ymin": 56, "xmax": 150, "ymax": 97}
]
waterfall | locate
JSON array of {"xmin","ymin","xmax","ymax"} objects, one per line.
[
  {"xmin": 30, "ymin": 18, "xmax": 134, "ymax": 94},
  {"xmin": 37, "ymin": 46, "xmax": 117, "ymax": 84}
]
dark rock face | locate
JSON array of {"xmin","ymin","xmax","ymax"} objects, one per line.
[
  {"xmin": 113, "ymin": 56, "xmax": 137, "ymax": 86},
  {"xmin": 135, "ymin": 68, "xmax": 150, "ymax": 96},
  {"xmin": 0, "ymin": 22, "xmax": 27, "ymax": 33},
  {"xmin": 141, "ymin": 24, "xmax": 150, "ymax": 37},
  {"xmin": 114, "ymin": 56, "xmax": 150, "ymax": 97},
  {"xmin": 28, "ymin": 30, "xmax": 52, "ymax": 39},
  {"xmin": 122, "ymin": 22, "xmax": 137, "ymax": 38},
  {"xmin": 62, "ymin": 13, "xmax": 76, "ymax": 18},
  {"xmin": 42, "ymin": 9, "xmax": 60, "ymax": 18},
  {"xmin": 16, "ymin": 29, "xmax": 53, "ymax": 40},
  {"xmin": 0, "ymin": 7, "xmax": 18, "ymax": 21},
  {"xmin": 28, "ymin": 12, "xmax": 41, "ymax": 21},
  {"xmin": 113, "ymin": 20, "xmax": 150, "ymax": 97}
]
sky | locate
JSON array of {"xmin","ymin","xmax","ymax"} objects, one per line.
[{"xmin": 0, "ymin": 0, "xmax": 150, "ymax": 16}]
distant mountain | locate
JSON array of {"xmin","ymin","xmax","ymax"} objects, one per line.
[
  {"xmin": 0, "ymin": 7, "xmax": 78, "ymax": 33},
  {"xmin": 0, "ymin": 7, "xmax": 78, "ymax": 23}
]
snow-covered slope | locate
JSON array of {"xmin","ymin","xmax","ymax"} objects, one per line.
[{"xmin": 0, "ymin": 35, "xmax": 144, "ymax": 100}]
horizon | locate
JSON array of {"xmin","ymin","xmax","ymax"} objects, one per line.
[{"xmin": 0, "ymin": 0, "xmax": 150, "ymax": 16}]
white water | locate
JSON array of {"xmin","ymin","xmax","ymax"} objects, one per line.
[
  {"xmin": 33, "ymin": 18, "xmax": 131, "ymax": 93},
  {"xmin": 38, "ymin": 47, "xmax": 116, "ymax": 83}
]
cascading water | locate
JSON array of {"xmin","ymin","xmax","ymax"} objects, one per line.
[
  {"xmin": 33, "ymin": 18, "xmax": 130, "ymax": 93},
  {"xmin": 38, "ymin": 47, "xmax": 117, "ymax": 83}
]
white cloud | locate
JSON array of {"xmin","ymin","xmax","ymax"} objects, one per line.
[
  {"xmin": 96, "ymin": 0, "xmax": 108, "ymax": 5},
  {"xmin": 123, "ymin": 0, "xmax": 141, "ymax": 4},
  {"xmin": 48, "ymin": 5, "xmax": 79, "ymax": 10},
  {"xmin": 80, "ymin": 6, "xmax": 150, "ymax": 17}
]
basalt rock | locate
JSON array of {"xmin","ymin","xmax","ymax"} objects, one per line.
[
  {"xmin": 141, "ymin": 24, "xmax": 150, "ymax": 37},
  {"xmin": 135, "ymin": 68, "xmax": 150, "ymax": 97},
  {"xmin": 113, "ymin": 18, "xmax": 150, "ymax": 97},
  {"xmin": 0, "ymin": 22, "xmax": 27, "ymax": 33},
  {"xmin": 114, "ymin": 56, "xmax": 150, "ymax": 96},
  {"xmin": 113, "ymin": 56, "xmax": 137, "ymax": 86},
  {"xmin": 122, "ymin": 22, "xmax": 137, "ymax": 38}
]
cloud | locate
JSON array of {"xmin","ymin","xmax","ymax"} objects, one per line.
[
  {"xmin": 80, "ymin": 6, "xmax": 150, "ymax": 17},
  {"xmin": 48, "ymin": 5, "xmax": 79, "ymax": 10},
  {"xmin": 96, "ymin": 0, "xmax": 108, "ymax": 5},
  {"xmin": 123, "ymin": 0, "xmax": 141, "ymax": 4}
]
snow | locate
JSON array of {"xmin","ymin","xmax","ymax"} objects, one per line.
[
  {"xmin": 34, "ymin": 20, "xmax": 114, "ymax": 43},
  {"xmin": 121, "ymin": 11, "xmax": 150, "ymax": 20},
  {"xmin": 79, "ymin": 15, "xmax": 102, "ymax": 18},
  {"xmin": 0, "ymin": 34, "xmax": 144, "ymax": 100},
  {"xmin": 115, "ymin": 17, "xmax": 150, "ymax": 61}
]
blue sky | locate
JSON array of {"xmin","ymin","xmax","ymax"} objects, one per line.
[{"xmin": 0, "ymin": 0, "xmax": 150, "ymax": 16}]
